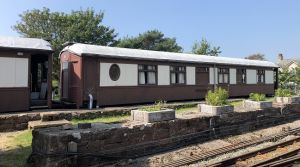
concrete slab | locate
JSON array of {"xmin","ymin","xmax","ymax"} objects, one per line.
[{"xmin": 28, "ymin": 119, "xmax": 71, "ymax": 129}]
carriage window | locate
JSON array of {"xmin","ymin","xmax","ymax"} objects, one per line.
[
  {"xmin": 138, "ymin": 65, "xmax": 157, "ymax": 85},
  {"xmin": 170, "ymin": 66, "xmax": 186, "ymax": 84},
  {"xmin": 237, "ymin": 69, "xmax": 246, "ymax": 84},
  {"xmin": 218, "ymin": 68, "xmax": 229, "ymax": 84},
  {"xmin": 257, "ymin": 69, "xmax": 265, "ymax": 83},
  {"xmin": 109, "ymin": 64, "xmax": 120, "ymax": 81}
]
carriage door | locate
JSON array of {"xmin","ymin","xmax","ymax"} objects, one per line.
[
  {"xmin": 196, "ymin": 67, "xmax": 209, "ymax": 97},
  {"xmin": 196, "ymin": 67, "xmax": 209, "ymax": 85},
  {"xmin": 62, "ymin": 61, "xmax": 70, "ymax": 99}
]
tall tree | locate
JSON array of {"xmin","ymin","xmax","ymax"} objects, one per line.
[
  {"xmin": 14, "ymin": 7, "xmax": 118, "ymax": 80},
  {"xmin": 278, "ymin": 67, "xmax": 296, "ymax": 88},
  {"xmin": 117, "ymin": 30, "xmax": 182, "ymax": 52},
  {"xmin": 192, "ymin": 38, "xmax": 221, "ymax": 56},
  {"xmin": 245, "ymin": 53, "xmax": 266, "ymax": 61}
]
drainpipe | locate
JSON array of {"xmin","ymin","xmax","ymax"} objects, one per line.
[
  {"xmin": 88, "ymin": 94, "xmax": 93, "ymax": 109},
  {"xmin": 213, "ymin": 64, "xmax": 217, "ymax": 90}
]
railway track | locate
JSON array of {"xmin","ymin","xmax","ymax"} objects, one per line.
[
  {"xmin": 207, "ymin": 136, "xmax": 300, "ymax": 166},
  {"xmin": 158, "ymin": 127, "xmax": 300, "ymax": 167}
]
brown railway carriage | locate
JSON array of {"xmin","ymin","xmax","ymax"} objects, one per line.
[
  {"xmin": 60, "ymin": 43, "xmax": 278, "ymax": 108},
  {"xmin": 0, "ymin": 37, "xmax": 53, "ymax": 112}
]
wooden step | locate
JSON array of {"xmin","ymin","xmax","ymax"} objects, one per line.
[{"xmin": 28, "ymin": 119, "xmax": 71, "ymax": 129}]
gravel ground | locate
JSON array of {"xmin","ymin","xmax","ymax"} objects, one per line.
[
  {"xmin": 113, "ymin": 119, "xmax": 300, "ymax": 167},
  {"xmin": 187, "ymin": 135, "xmax": 297, "ymax": 167}
]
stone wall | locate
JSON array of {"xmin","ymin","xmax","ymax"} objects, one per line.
[
  {"xmin": 28, "ymin": 104, "xmax": 300, "ymax": 167},
  {"xmin": 0, "ymin": 113, "xmax": 41, "ymax": 132},
  {"xmin": 0, "ymin": 102, "xmax": 198, "ymax": 132}
]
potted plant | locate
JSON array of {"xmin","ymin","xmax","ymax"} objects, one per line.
[
  {"xmin": 199, "ymin": 88, "xmax": 233, "ymax": 115},
  {"xmin": 131, "ymin": 101, "xmax": 175, "ymax": 123},
  {"xmin": 274, "ymin": 88, "xmax": 300, "ymax": 104},
  {"xmin": 244, "ymin": 93, "xmax": 272, "ymax": 109}
]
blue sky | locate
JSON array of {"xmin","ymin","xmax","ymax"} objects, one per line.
[{"xmin": 1, "ymin": 0, "xmax": 299, "ymax": 62}]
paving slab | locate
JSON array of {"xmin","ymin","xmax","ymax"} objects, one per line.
[{"xmin": 28, "ymin": 119, "xmax": 71, "ymax": 129}]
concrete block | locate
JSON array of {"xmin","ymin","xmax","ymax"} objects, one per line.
[
  {"xmin": 275, "ymin": 96, "xmax": 300, "ymax": 104},
  {"xmin": 199, "ymin": 104, "xmax": 234, "ymax": 115},
  {"xmin": 78, "ymin": 123, "xmax": 91, "ymax": 129},
  {"xmin": 244, "ymin": 100, "xmax": 272, "ymax": 110},
  {"xmin": 131, "ymin": 109, "xmax": 175, "ymax": 123}
]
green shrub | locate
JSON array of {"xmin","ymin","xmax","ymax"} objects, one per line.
[
  {"xmin": 205, "ymin": 87, "xmax": 229, "ymax": 106},
  {"xmin": 249, "ymin": 93, "xmax": 266, "ymax": 101},
  {"xmin": 275, "ymin": 88, "xmax": 295, "ymax": 97},
  {"xmin": 141, "ymin": 100, "xmax": 166, "ymax": 112}
]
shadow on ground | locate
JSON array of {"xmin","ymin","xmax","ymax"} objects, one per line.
[{"xmin": 0, "ymin": 144, "xmax": 31, "ymax": 167}]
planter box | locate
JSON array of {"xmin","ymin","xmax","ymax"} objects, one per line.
[
  {"xmin": 131, "ymin": 109, "xmax": 175, "ymax": 123},
  {"xmin": 198, "ymin": 104, "xmax": 234, "ymax": 115},
  {"xmin": 275, "ymin": 96, "xmax": 300, "ymax": 104},
  {"xmin": 244, "ymin": 100, "xmax": 272, "ymax": 110}
]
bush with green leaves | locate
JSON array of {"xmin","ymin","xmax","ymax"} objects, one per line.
[
  {"xmin": 249, "ymin": 93, "xmax": 266, "ymax": 101},
  {"xmin": 205, "ymin": 88, "xmax": 229, "ymax": 106},
  {"xmin": 275, "ymin": 88, "xmax": 296, "ymax": 97},
  {"xmin": 141, "ymin": 100, "xmax": 166, "ymax": 112}
]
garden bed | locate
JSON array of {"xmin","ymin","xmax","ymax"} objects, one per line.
[
  {"xmin": 131, "ymin": 109, "xmax": 175, "ymax": 123},
  {"xmin": 199, "ymin": 104, "xmax": 234, "ymax": 115},
  {"xmin": 244, "ymin": 100, "xmax": 272, "ymax": 110}
]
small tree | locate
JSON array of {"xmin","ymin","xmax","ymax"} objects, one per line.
[
  {"xmin": 192, "ymin": 38, "xmax": 221, "ymax": 56},
  {"xmin": 205, "ymin": 87, "xmax": 229, "ymax": 106},
  {"xmin": 245, "ymin": 53, "xmax": 266, "ymax": 61}
]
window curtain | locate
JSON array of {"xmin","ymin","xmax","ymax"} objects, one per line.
[
  {"xmin": 139, "ymin": 72, "xmax": 145, "ymax": 84},
  {"xmin": 147, "ymin": 72, "xmax": 156, "ymax": 84},
  {"xmin": 171, "ymin": 73, "xmax": 176, "ymax": 84},
  {"xmin": 179, "ymin": 73, "xmax": 185, "ymax": 84},
  {"xmin": 219, "ymin": 74, "xmax": 223, "ymax": 83},
  {"xmin": 224, "ymin": 74, "xmax": 228, "ymax": 83}
]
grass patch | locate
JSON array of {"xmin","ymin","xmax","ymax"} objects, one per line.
[
  {"xmin": 0, "ymin": 130, "xmax": 32, "ymax": 167},
  {"xmin": 175, "ymin": 106, "xmax": 198, "ymax": 114},
  {"xmin": 229, "ymin": 100, "xmax": 243, "ymax": 107},
  {"xmin": 71, "ymin": 115, "xmax": 130, "ymax": 124}
]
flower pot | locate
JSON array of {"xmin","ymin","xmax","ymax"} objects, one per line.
[
  {"xmin": 131, "ymin": 109, "xmax": 175, "ymax": 123},
  {"xmin": 244, "ymin": 100, "xmax": 272, "ymax": 110},
  {"xmin": 198, "ymin": 104, "xmax": 234, "ymax": 115},
  {"xmin": 275, "ymin": 96, "xmax": 300, "ymax": 104}
]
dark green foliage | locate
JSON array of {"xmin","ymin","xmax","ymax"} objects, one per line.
[
  {"xmin": 14, "ymin": 8, "xmax": 118, "ymax": 80},
  {"xmin": 245, "ymin": 53, "xmax": 266, "ymax": 61},
  {"xmin": 117, "ymin": 30, "xmax": 182, "ymax": 52},
  {"xmin": 192, "ymin": 38, "xmax": 221, "ymax": 56},
  {"xmin": 205, "ymin": 87, "xmax": 229, "ymax": 106},
  {"xmin": 249, "ymin": 93, "xmax": 266, "ymax": 101},
  {"xmin": 141, "ymin": 100, "xmax": 166, "ymax": 112},
  {"xmin": 275, "ymin": 88, "xmax": 295, "ymax": 97}
]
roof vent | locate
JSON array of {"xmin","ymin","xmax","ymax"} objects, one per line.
[{"xmin": 62, "ymin": 41, "xmax": 75, "ymax": 47}]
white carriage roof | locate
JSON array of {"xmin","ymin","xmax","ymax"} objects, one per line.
[
  {"xmin": 62, "ymin": 43, "xmax": 278, "ymax": 68},
  {"xmin": 0, "ymin": 36, "xmax": 52, "ymax": 51}
]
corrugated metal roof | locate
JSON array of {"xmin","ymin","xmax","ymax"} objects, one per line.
[
  {"xmin": 0, "ymin": 36, "xmax": 52, "ymax": 51},
  {"xmin": 62, "ymin": 43, "xmax": 278, "ymax": 68}
]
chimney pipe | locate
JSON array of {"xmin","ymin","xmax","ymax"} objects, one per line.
[{"xmin": 277, "ymin": 53, "xmax": 283, "ymax": 62}]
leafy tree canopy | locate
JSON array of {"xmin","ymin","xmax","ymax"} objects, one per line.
[
  {"xmin": 14, "ymin": 7, "xmax": 118, "ymax": 80},
  {"xmin": 192, "ymin": 38, "xmax": 221, "ymax": 56},
  {"xmin": 245, "ymin": 53, "xmax": 266, "ymax": 61},
  {"xmin": 278, "ymin": 67, "xmax": 296, "ymax": 87},
  {"xmin": 117, "ymin": 30, "xmax": 182, "ymax": 52}
]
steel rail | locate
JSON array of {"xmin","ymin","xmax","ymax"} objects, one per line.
[{"xmin": 158, "ymin": 127, "xmax": 300, "ymax": 167}]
